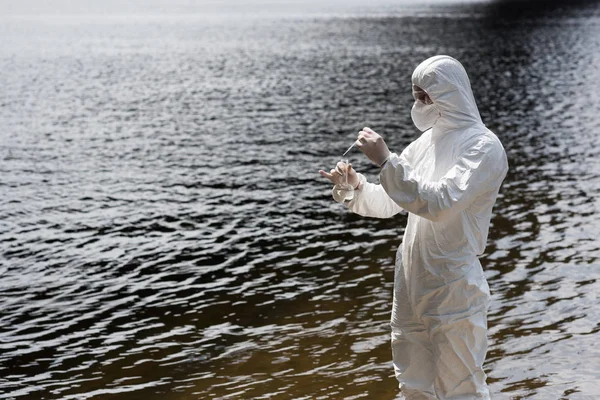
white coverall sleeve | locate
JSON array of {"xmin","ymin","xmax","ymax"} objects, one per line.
[
  {"xmin": 346, "ymin": 173, "xmax": 403, "ymax": 219},
  {"xmin": 380, "ymin": 139, "xmax": 505, "ymax": 222}
]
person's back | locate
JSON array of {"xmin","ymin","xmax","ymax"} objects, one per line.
[{"xmin": 399, "ymin": 126, "xmax": 507, "ymax": 269}]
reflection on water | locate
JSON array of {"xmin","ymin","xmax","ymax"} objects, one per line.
[{"xmin": 1, "ymin": 0, "xmax": 600, "ymax": 398}]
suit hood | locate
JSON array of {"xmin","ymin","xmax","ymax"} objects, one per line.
[{"xmin": 411, "ymin": 55, "xmax": 484, "ymax": 134}]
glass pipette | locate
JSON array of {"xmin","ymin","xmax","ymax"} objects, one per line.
[{"xmin": 341, "ymin": 140, "xmax": 359, "ymax": 158}]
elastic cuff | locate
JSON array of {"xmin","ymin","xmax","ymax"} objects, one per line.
[
  {"xmin": 379, "ymin": 155, "xmax": 390, "ymax": 168},
  {"xmin": 353, "ymin": 174, "xmax": 366, "ymax": 191}
]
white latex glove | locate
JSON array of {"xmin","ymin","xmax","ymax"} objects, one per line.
[
  {"xmin": 356, "ymin": 127, "xmax": 390, "ymax": 167},
  {"xmin": 319, "ymin": 161, "xmax": 360, "ymax": 189}
]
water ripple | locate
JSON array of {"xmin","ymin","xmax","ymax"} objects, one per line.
[{"xmin": 2, "ymin": 0, "xmax": 600, "ymax": 399}]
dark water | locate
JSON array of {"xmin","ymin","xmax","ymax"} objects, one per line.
[{"xmin": 2, "ymin": 0, "xmax": 600, "ymax": 399}]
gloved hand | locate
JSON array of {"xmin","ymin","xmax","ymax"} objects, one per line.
[
  {"xmin": 319, "ymin": 161, "xmax": 360, "ymax": 189},
  {"xmin": 356, "ymin": 127, "xmax": 390, "ymax": 167}
]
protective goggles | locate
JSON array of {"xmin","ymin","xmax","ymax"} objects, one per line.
[{"xmin": 412, "ymin": 85, "xmax": 434, "ymax": 105}]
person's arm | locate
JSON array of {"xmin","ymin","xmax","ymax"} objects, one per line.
[
  {"xmin": 379, "ymin": 138, "xmax": 507, "ymax": 222},
  {"xmin": 346, "ymin": 173, "xmax": 403, "ymax": 219}
]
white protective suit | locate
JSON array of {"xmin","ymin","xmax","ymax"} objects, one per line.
[{"xmin": 348, "ymin": 56, "xmax": 508, "ymax": 399}]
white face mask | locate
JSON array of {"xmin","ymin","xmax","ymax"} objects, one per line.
[{"xmin": 411, "ymin": 101, "xmax": 440, "ymax": 132}]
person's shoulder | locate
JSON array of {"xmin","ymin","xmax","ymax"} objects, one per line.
[
  {"xmin": 460, "ymin": 128, "xmax": 507, "ymax": 165},
  {"xmin": 465, "ymin": 128, "xmax": 505, "ymax": 152},
  {"xmin": 478, "ymin": 129, "xmax": 508, "ymax": 170},
  {"xmin": 482, "ymin": 128, "xmax": 505, "ymax": 146},
  {"xmin": 481, "ymin": 129, "xmax": 507, "ymax": 158}
]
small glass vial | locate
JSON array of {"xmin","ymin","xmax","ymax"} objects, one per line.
[{"xmin": 332, "ymin": 158, "xmax": 354, "ymax": 203}]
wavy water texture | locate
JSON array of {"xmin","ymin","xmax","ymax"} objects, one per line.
[{"xmin": 1, "ymin": 1, "xmax": 600, "ymax": 399}]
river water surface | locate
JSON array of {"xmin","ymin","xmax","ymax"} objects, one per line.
[{"xmin": 1, "ymin": 0, "xmax": 600, "ymax": 399}]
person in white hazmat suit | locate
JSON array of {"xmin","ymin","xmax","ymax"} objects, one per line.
[{"xmin": 319, "ymin": 55, "xmax": 508, "ymax": 399}]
